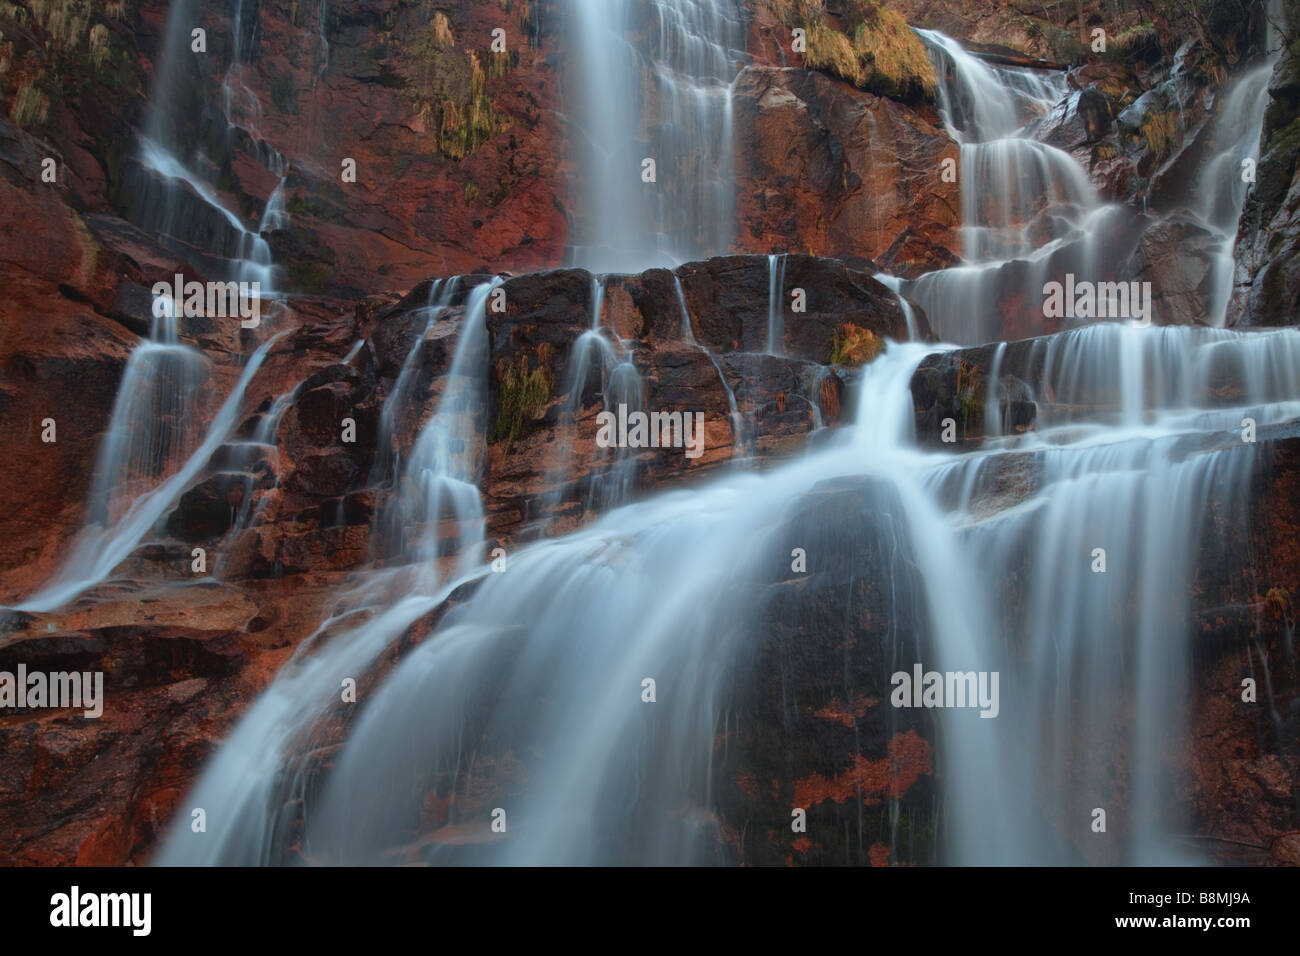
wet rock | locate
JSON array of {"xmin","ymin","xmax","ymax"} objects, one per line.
[
  {"xmin": 715, "ymin": 475, "xmax": 941, "ymax": 865},
  {"xmin": 1232, "ymin": 0, "xmax": 1300, "ymax": 327},
  {"xmin": 732, "ymin": 66, "xmax": 961, "ymax": 266},
  {"xmin": 911, "ymin": 345, "xmax": 1038, "ymax": 447},
  {"xmin": 1124, "ymin": 218, "xmax": 1222, "ymax": 326},
  {"xmin": 1040, "ymin": 88, "xmax": 1113, "ymax": 149},
  {"xmin": 166, "ymin": 474, "xmax": 251, "ymax": 542}
]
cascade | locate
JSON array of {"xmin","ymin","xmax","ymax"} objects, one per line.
[
  {"xmin": 15, "ymin": 333, "xmax": 285, "ymax": 613},
  {"xmin": 136, "ymin": 0, "xmax": 287, "ymax": 294},
  {"xmin": 564, "ymin": 0, "xmax": 746, "ymax": 272},
  {"xmin": 138, "ymin": 16, "xmax": 1298, "ymax": 867},
  {"xmin": 380, "ymin": 280, "xmax": 503, "ymax": 579},
  {"xmin": 675, "ymin": 275, "xmax": 745, "ymax": 455},
  {"xmin": 766, "ymin": 253, "xmax": 787, "ymax": 355},
  {"xmin": 10, "ymin": 0, "xmax": 297, "ymax": 611}
]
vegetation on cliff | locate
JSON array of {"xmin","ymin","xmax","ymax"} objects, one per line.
[
  {"xmin": 766, "ymin": 0, "xmax": 937, "ymax": 101},
  {"xmin": 391, "ymin": 6, "xmax": 511, "ymax": 161},
  {"xmin": 0, "ymin": 0, "xmax": 136, "ymax": 129},
  {"xmin": 829, "ymin": 322, "xmax": 884, "ymax": 365},
  {"xmin": 492, "ymin": 346, "xmax": 554, "ymax": 447}
]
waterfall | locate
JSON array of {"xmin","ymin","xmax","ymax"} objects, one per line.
[
  {"xmin": 8, "ymin": 0, "xmax": 307, "ymax": 611},
  {"xmin": 378, "ymin": 280, "xmax": 502, "ymax": 580},
  {"xmin": 370, "ymin": 278, "xmax": 463, "ymax": 496},
  {"xmin": 676, "ymin": 275, "xmax": 744, "ymax": 454},
  {"xmin": 909, "ymin": 31, "xmax": 1109, "ymax": 343},
  {"xmin": 152, "ymin": 26, "xmax": 1298, "ymax": 865},
  {"xmin": 136, "ymin": 0, "xmax": 286, "ymax": 293},
  {"xmin": 1188, "ymin": 64, "xmax": 1275, "ymax": 324},
  {"xmin": 14, "ymin": 333, "xmax": 286, "ymax": 613},
  {"xmin": 564, "ymin": 0, "xmax": 746, "ymax": 272},
  {"xmin": 912, "ymin": 27, "xmax": 1282, "ymax": 341}
]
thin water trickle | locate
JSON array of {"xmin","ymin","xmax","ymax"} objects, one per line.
[{"xmin": 15, "ymin": 333, "xmax": 287, "ymax": 613}]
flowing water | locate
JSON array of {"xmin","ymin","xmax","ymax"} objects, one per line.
[
  {"xmin": 12, "ymin": 3, "xmax": 1289, "ymax": 864},
  {"xmin": 15, "ymin": 332, "xmax": 284, "ymax": 613},
  {"xmin": 11, "ymin": 0, "xmax": 292, "ymax": 610},
  {"xmin": 156, "ymin": 17, "xmax": 1292, "ymax": 866},
  {"xmin": 564, "ymin": 0, "xmax": 746, "ymax": 271},
  {"xmin": 136, "ymin": 0, "xmax": 286, "ymax": 292}
]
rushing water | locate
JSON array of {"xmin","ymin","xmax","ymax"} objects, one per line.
[
  {"xmin": 11, "ymin": 0, "xmax": 293, "ymax": 611},
  {"xmin": 152, "ymin": 16, "xmax": 1292, "ymax": 866},
  {"xmin": 135, "ymin": 0, "xmax": 286, "ymax": 292},
  {"xmin": 15, "ymin": 333, "xmax": 284, "ymax": 613},
  {"xmin": 10, "ymin": 3, "xmax": 1290, "ymax": 864},
  {"xmin": 564, "ymin": 0, "xmax": 746, "ymax": 271}
]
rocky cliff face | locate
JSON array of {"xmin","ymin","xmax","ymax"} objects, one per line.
[
  {"xmin": 0, "ymin": 0, "xmax": 1296, "ymax": 866},
  {"xmin": 0, "ymin": 252, "xmax": 913, "ymax": 864},
  {"xmin": 732, "ymin": 65, "xmax": 961, "ymax": 274},
  {"xmin": 1234, "ymin": 0, "xmax": 1300, "ymax": 326}
]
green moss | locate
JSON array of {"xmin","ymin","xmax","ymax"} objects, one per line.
[
  {"xmin": 766, "ymin": 0, "xmax": 825, "ymax": 26},
  {"xmin": 953, "ymin": 358, "xmax": 985, "ymax": 433},
  {"xmin": 2, "ymin": 0, "xmax": 138, "ymax": 125},
  {"xmin": 88, "ymin": 22, "xmax": 107, "ymax": 65},
  {"xmin": 959, "ymin": 390, "xmax": 982, "ymax": 431},
  {"xmin": 1092, "ymin": 141, "xmax": 1119, "ymax": 163},
  {"xmin": 11, "ymin": 77, "xmax": 48, "ymax": 127},
  {"xmin": 851, "ymin": 6, "xmax": 936, "ymax": 100},
  {"xmin": 1103, "ymin": 22, "xmax": 1159, "ymax": 63},
  {"xmin": 765, "ymin": 0, "xmax": 933, "ymax": 101},
  {"xmin": 437, "ymin": 54, "xmax": 505, "ymax": 161},
  {"xmin": 400, "ymin": 20, "xmax": 507, "ymax": 162},
  {"xmin": 487, "ymin": 49, "xmax": 514, "ymax": 79},
  {"xmin": 431, "ymin": 10, "xmax": 454, "ymax": 48},
  {"xmin": 285, "ymin": 257, "xmax": 336, "ymax": 296},
  {"xmin": 492, "ymin": 350, "xmax": 553, "ymax": 446}
]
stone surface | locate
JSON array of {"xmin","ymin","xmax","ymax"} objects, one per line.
[{"xmin": 732, "ymin": 66, "xmax": 960, "ymax": 273}]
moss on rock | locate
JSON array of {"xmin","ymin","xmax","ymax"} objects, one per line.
[
  {"xmin": 491, "ymin": 346, "xmax": 554, "ymax": 446},
  {"xmin": 764, "ymin": 0, "xmax": 935, "ymax": 102}
]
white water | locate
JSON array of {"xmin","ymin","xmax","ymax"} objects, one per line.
[
  {"xmin": 15, "ymin": 334, "xmax": 285, "ymax": 613},
  {"xmin": 155, "ymin": 306, "xmax": 1300, "ymax": 865},
  {"xmin": 143, "ymin": 25, "xmax": 1297, "ymax": 865},
  {"xmin": 565, "ymin": 0, "xmax": 746, "ymax": 272},
  {"xmin": 9, "ymin": 0, "xmax": 301, "ymax": 611},
  {"xmin": 766, "ymin": 253, "xmax": 786, "ymax": 354},
  {"xmin": 911, "ymin": 31, "xmax": 1109, "ymax": 342},
  {"xmin": 1189, "ymin": 64, "xmax": 1275, "ymax": 324},
  {"xmin": 382, "ymin": 280, "xmax": 501, "ymax": 577},
  {"xmin": 912, "ymin": 30, "xmax": 1280, "ymax": 342},
  {"xmin": 137, "ymin": 0, "xmax": 287, "ymax": 293}
]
